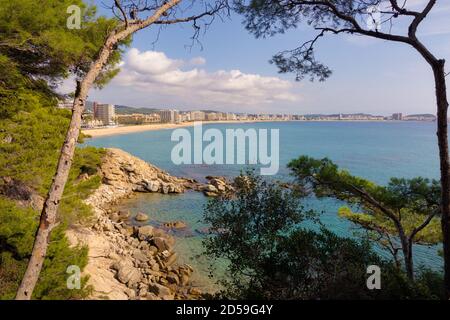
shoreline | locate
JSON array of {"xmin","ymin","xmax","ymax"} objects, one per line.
[
  {"xmin": 82, "ymin": 119, "xmax": 433, "ymax": 138},
  {"xmin": 67, "ymin": 148, "xmax": 221, "ymax": 300},
  {"xmin": 82, "ymin": 120, "xmax": 262, "ymax": 138}
]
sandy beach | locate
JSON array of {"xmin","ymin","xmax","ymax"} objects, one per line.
[{"xmin": 82, "ymin": 120, "xmax": 262, "ymax": 138}]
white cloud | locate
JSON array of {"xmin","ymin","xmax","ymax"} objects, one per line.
[
  {"xmin": 109, "ymin": 48, "xmax": 300, "ymax": 109},
  {"xmin": 189, "ymin": 56, "xmax": 206, "ymax": 66}
]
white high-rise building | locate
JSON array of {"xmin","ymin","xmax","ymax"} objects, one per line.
[
  {"xmin": 158, "ymin": 109, "xmax": 179, "ymax": 123},
  {"xmin": 190, "ymin": 111, "xmax": 206, "ymax": 121},
  {"xmin": 94, "ymin": 103, "xmax": 115, "ymax": 126}
]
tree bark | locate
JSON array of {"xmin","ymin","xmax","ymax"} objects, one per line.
[
  {"xmin": 403, "ymin": 240, "xmax": 414, "ymax": 281},
  {"xmin": 398, "ymin": 229, "xmax": 414, "ymax": 280},
  {"xmin": 432, "ymin": 59, "xmax": 450, "ymax": 299},
  {"xmin": 15, "ymin": 0, "xmax": 182, "ymax": 300}
]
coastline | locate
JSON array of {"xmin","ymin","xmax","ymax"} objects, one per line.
[
  {"xmin": 81, "ymin": 119, "xmax": 430, "ymax": 138},
  {"xmin": 67, "ymin": 148, "xmax": 211, "ymax": 300},
  {"xmin": 82, "ymin": 120, "xmax": 262, "ymax": 138}
]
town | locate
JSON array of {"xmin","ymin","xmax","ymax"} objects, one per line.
[{"xmin": 56, "ymin": 99, "xmax": 438, "ymax": 128}]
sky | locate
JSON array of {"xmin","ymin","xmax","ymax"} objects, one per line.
[{"xmin": 65, "ymin": 0, "xmax": 450, "ymax": 115}]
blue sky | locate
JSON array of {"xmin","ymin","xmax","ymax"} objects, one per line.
[{"xmin": 84, "ymin": 0, "xmax": 450, "ymax": 115}]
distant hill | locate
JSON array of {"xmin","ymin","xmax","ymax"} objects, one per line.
[
  {"xmin": 114, "ymin": 105, "xmax": 160, "ymax": 114},
  {"xmin": 406, "ymin": 114, "xmax": 436, "ymax": 118},
  {"xmin": 304, "ymin": 113, "xmax": 383, "ymax": 118}
]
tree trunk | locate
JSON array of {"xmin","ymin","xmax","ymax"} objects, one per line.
[
  {"xmin": 432, "ymin": 59, "xmax": 450, "ymax": 299},
  {"xmin": 399, "ymin": 233, "xmax": 414, "ymax": 280},
  {"xmin": 404, "ymin": 241, "xmax": 414, "ymax": 281},
  {"xmin": 15, "ymin": 34, "xmax": 118, "ymax": 300},
  {"xmin": 15, "ymin": 0, "xmax": 182, "ymax": 300}
]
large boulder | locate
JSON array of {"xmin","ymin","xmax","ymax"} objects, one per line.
[
  {"xmin": 117, "ymin": 210, "xmax": 130, "ymax": 221},
  {"xmin": 116, "ymin": 264, "xmax": 142, "ymax": 287},
  {"xmin": 148, "ymin": 283, "xmax": 173, "ymax": 298},
  {"xmin": 135, "ymin": 212, "xmax": 149, "ymax": 222},
  {"xmin": 137, "ymin": 225, "xmax": 154, "ymax": 240},
  {"xmin": 153, "ymin": 237, "xmax": 173, "ymax": 252}
]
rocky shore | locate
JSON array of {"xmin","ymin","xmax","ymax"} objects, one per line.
[{"xmin": 66, "ymin": 148, "xmax": 216, "ymax": 300}]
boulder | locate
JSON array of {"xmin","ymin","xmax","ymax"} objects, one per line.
[
  {"xmin": 189, "ymin": 287, "xmax": 202, "ymax": 296},
  {"xmin": 111, "ymin": 259, "xmax": 133, "ymax": 271},
  {"xmin": 145, "ymin": 180, "xmax": 160, "ymax": 192},
  {"xmin": 137, "ymin": 225, "xmax": 154, "ymax": 240},
  {"xmin": 116, "ymin": 265, "xmax": 142, "ymax": 286},
  {"xmin": 162, "ymin": 220, "xmax": 187, "ymax": 229},
  {"xmin": 203, "ymin": 191, "xmax": 218, "ymax": 197},
  {"xmin": 148, "ymin": 283, "xmax": 172, "ymax": 297},
  {"xmin": 165, "ymin": 252, "xmax": 178, "ymax": 266},
  {"xmin": 135, "ymin": 212, "xmax": 149, "ymax": 222},
  {"xmin": 205, "ymin": 184, "xmax": 218, "ymax": 193},
  {"xmin": 117, "ymin": 210, "xmax": 131, "ymax": 221},
  {"xmin": 153, "ymin": 237, "xmax": 173, "ymax": 252},
  {"xmin": 166, "ymin": 273, "xmax": 179, "ymax": 285},
  {"xmin": 133, "ymin": 249, "xmax": 149, "ymax": 263},
  {"xmin": 109, "ymin": 212, "xmax": 119, "ymax": 222},
  {"xmin": 120, "ymin": 225, "xmax": 134, "ymax": 237}
]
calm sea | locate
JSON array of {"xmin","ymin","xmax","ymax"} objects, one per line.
[{"xmin": 84, "ymin": 121, "xmax": 442, "ymax": 290}]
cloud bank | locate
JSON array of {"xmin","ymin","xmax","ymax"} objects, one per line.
[{"xmin": 108, "ymin": 48, "xmax": 300, "ymax": 110}]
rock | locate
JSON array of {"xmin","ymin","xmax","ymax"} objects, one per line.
[
  {"xmin": 189, "ymin": 287, "xmax": 202, "ymax": 296},
  {"xmin": 137, "ymin": 225, "xmax": 154, "ymax": 240},
  {"xmin": 165, "ymin": 252, "xmax": 178, "ymax": 266},
  {"xmin": 133, "ymin": 249, "xmax": 149, "ymax": 263},
  {"xmin": 205, "ymin": 184, "xmax": 218, "ymax": 193},
  {"xmin": 146, "ymin": 292, "xmax": 159, "ymax": 300},
  {"xmin": 162, "ymin": 220, "xmax": 187, "ymax": 229},
  {"xmin": 144, "ymin": 180, "xmax": 160, "ymax": 192},
  {"xmin": 102, "ymin": 220, "xmax": 114, "ymax": 232},
  {"xmin": 125, "ymin": 288, "xmax": 136, "ymax": 299},
  {"xmin": 138, "ymin": 287, "xmax": 148, "ymax": 297},
  {"xmin": 151, "ymin": 262, "xmax": 160, "ymax": 272},
  {"xmin": 116, "ymin": 265, "xmax": 142, "ymax": 286},
  {"xmin": 180, "ymin": 274, "xmax": 190, "ymax": 286},
  {"xmin": 109, "ymin": 212, "xmax": 119, "ymax": 222},
  {"xmin": 135, "ymin": 212, "xmax": 149, "ymax": 222},
  {"xmin": 203, "ymin": 191, "xmax": 219, "ymax": 197},
  {"xmin": 118, "ymin": 210, "xmax": 131, "ymax": 221},
  {"xmin": 149, "ymin": 246, "xmax": 159, "ymax": 255},
  {"xmin": 153, "ymin": 237, "xmax": 173, "ymax": 252},
  {"xmin": 148, "ymin": 283, "xmax": 172, "ymax": 297},
  {"xmin": 120, "ymin": 225, "xmax": 134, "ymax": 237},
  {"xmin": 167, "ymin": 272, "xmax": 179, "ymax": 285}
]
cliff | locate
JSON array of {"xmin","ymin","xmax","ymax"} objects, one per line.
[{"xmin": 67, "ymin": 148, "xmax": 202, "ymax": 300}]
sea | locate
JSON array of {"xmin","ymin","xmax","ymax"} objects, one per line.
[{"xmin": 84, "ymin": 121, "xmax": 443, "ymax": 291}]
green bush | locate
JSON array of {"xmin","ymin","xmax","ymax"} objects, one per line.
[
  {"xmin": 0, "ymin": 197, "xmax": 91, "ymax": 299},
  {"xmin": 203, "ymin": 171, "xmax": 444, "ymax": 300}
]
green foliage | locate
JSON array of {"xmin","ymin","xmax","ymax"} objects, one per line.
[
  {"xmin": 0, "ymin": 105, "xmax": 103, "ymax": 298},
  {"xmin": 0, "ymin": 197, "xmax": 91, "ymax": 300},
  {"xmin": 0, "ymin": 105, "xmax": 105, "ymax": 205},
  {"xmin": 204, "ymin": 170, "xmax": 313, "ymax": 273},
  {"xmin": 288, "ymin": 156, "xmax": 442, "ymax": 248},
  {"xmin": 0, "ymin": 0, "xmax": 125, "ymax": 83},
  {"xmin": 0, "ymin": 0, "xmax": 124, "ymax": 300},
  {"xmin": 203, "ymin": 171, "xmax": 444, "ymax": 299}
]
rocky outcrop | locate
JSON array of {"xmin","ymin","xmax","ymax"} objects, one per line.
[
  {"xmin": 201, "ymin": 176, "xmax": 234, "ymax": 197},
  {"xmin": 86, "ymin": 148, "xmax": 187, "ymax": 209},
  {"xmin": 67, "ymin": 148, "xmax": 203, "ymax": 300}
]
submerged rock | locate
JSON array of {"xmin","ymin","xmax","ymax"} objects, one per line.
[
  {"xmin": 135, "ymin": 212, "xmax": 149, "ymax": 222},
  {"xmin": 162, "ymin": 220, "xmax": 187, "ymax": 229}
]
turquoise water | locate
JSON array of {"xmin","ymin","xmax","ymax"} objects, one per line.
[{"xmin": 85, "ymin": 121, "xmax": 443, "ymax": 290}]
